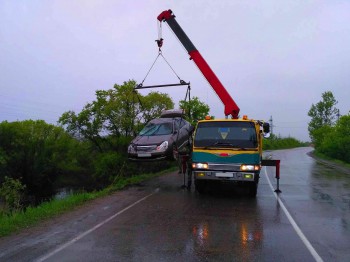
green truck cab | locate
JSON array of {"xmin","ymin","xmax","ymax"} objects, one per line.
[{"xmin": 191, "ymin": 116, "xmax": 269, "ymax": 197}]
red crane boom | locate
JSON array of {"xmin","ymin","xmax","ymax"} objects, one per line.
[{"xmin": 157, "ymin": 9, "xmax": 240, "ymax": 119}]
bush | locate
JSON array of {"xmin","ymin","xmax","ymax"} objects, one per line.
[
  {"xmin": 0, "ymin": 119, "xmax": 175, "ymax": 206},
  {"xmin": 93, "ymin": 152, "xmax": 126, "ymax": 185},
  {"xmin": 318, "ymin": 114, "xmax": 350, "ymax": 163},
  {"xmin": 0, "ymin": 177, "xmax": 26, "ymax": 214},
  {"xmin": 0, "ymin": 120, "xmax": 90, "ymax": 201},
  {"xmin": 263, "ymin": 134, "xmax": 307, "ymax": 150}
]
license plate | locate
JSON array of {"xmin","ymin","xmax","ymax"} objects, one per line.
[
  {"xmin": 216, "ymin": 172, "xmax": 234, "ymax": 178},
  {"xmin": 138, "ymin": 153, "xmax": 151, "ymax": 157}
]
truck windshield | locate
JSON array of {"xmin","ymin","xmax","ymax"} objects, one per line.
[{"xmin": 194, "ymin": 121, "xmax": 258, "ymax": 148}]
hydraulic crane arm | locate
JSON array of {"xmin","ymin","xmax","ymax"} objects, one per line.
[{"xmin": 157, "ymin": 10, "xmax": 240, "ymax": 119}]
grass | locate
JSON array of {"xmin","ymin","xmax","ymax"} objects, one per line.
[
  {"xmin": 0, "ymin": 167, "xmax": 176, "ymax": 238},
  {"xmin": 312, "ymin": 150, "xmax": 350, "ymax": 168}
]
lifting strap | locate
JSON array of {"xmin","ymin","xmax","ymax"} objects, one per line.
[
  {"xmin": 136, "ymin": 51, "xmax": 186, "ymax": 90},
  {"xmin": 136, "ymin": 30, "xmax": 187, "ymax": 89}
]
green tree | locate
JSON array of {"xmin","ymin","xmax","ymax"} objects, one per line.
[
  {"xmin": 59, "ymin": 80, "xmax": 174, "ymax": 140},
  {"xmin": 140, "ymin": 91, "xmax": 174, "ymax": 124},
  {"xmin": 0, "ymin": 120, "xmax": 82, "ymax": 200},
  {"xmin": 59, "ymin": 81, "xmax": 138, "ymax": 150},
  {"xmin": 96, "ymin": 80, "xmax": 140, "ymax": 137},
  {"xmin": 96, "ymin": 83, "xmax": 173, "ymax": 136},
  {"xmin": 58, "ymin": 80, "xmax": 176, "ymax": 185},
  {"xmin": 59, "ymin": 104, "xmax": 104, "ymax": 152},
  {"xmin": 308, "ymin": 91, "xmax": 339, "ymax": 143},
  {"xmin": 319, "ymin": 114, "xmax": 350, "ymax": 163},
  {"xmin": 179, "ymin": 96, "xmax": 210, "ymax": 125}
]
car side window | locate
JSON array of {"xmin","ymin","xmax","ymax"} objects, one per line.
[
  {"xmin": 176, "ymin": 118, "xmax": 187, "ymax": 130},
  {"xmin": 174, "ymin": 119, "xmax": 181, "ymax": 132},
  {"xmin": 179, "ymin": 119, "xmax": 186, "ymax": 128}
]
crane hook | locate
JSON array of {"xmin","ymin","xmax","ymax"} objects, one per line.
[{"xmin": 155, "ymin": 38, "xmax": 163, "ymax": 52}]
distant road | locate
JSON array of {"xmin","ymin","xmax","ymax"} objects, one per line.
[{"xmin": 0, "ymin": 147, "xmax": 349, "ymax": 261}]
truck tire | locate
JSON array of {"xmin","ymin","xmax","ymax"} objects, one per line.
[
  {"xmin": 248, "ymin": 183, "xmax": 257, "ymax": 197},
  {"xmin": 195, "ymin": 181, "xmax": 206, "ymax": 194}
]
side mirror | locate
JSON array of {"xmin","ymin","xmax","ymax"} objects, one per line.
[
  {"xmin": 264, "ymin": 132, "xmax": 271, "ymax": 138},
  {"xmin": 263, "ymin": 122, "xmax": 270, "ymax": 134},
  {"xmin": 263, "ymin": 122, "xmax": 270, "ymax": 138}
]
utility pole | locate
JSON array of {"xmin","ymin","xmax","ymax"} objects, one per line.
[
  {"xmin": 269, "ymin": 115, "xmax": 273, "ymax": 135},
  {"xmin": 336, "ymin": 109, "xmax": 340, "ymax": 121}
]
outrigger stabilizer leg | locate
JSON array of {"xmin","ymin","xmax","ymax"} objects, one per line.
[{"xmin": 261, "ymin": 159, "xmax": 282, "ymax": 193}]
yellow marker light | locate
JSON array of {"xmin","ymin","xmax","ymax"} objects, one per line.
[
  {"xmin": 244, "ymin": 174, "xmax": 253, "ymax": 179},
  {"xmin": 197, "ymin": 173, "xmax": 205, "ymax": 177}
]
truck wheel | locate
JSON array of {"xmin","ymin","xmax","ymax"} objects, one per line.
[
  {"xmin": 195, "ymin": 181, "xmax": 206, "ymax": 194},
  {"xmin": 248, "ymin": 183, "xmax": 257, "ymax": 197}
]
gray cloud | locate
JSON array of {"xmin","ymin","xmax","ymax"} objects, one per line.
[{"xmin": 1, "ymin": 0, "xmax": 349, "ymax": 141}]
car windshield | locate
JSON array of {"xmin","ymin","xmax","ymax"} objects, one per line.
[
  {"xmin": 139, "ymin": 122, "xmax": 173, "ymax": 136},
  {"xmin": 194, "ymin": 121, "xmax": 258, "ymax": 148}
]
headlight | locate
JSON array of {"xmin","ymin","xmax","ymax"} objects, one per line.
[
  {"xmin": 240, "ymin": 164, "xmax": 260, "ymax": 171},
  {"xmin": 156, "ymin": 141, "xmax": 168, "ymax": 151},
  {"xmin": 192, "ymin": 163, "xmax": 209, "ymax": 169}
]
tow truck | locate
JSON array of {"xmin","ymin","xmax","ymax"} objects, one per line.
[{"xmin": 157, "ymin": 10, "xmax": 280, "ymax": 196}]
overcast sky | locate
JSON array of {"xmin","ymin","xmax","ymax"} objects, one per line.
[{"xmin": 1, "ymin": 1, "xmax": 349, "ymax": 141}]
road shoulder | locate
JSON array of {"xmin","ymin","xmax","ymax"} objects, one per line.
[{"xmin": 307, "ymin": 150, "xmax": 350, "ymax": 175}]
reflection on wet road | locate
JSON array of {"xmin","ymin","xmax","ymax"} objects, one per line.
[
  {"xmin": 183, "ymin": 195, "xmax": 265, "ymax": 261},
  {"xmin": 272, "ymin": 147, "xmax": 350, "ymax": 261},
  {"xmin": 0, "ymin": 147, "xmax": 349, "ymax": 262}
]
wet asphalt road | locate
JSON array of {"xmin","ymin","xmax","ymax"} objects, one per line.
[{"xmin": 0, "ymin": 147, "xmax": 349, "ymax": 262}]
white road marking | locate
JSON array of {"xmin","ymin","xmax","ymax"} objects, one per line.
[
  {"xmin": 36, "ymin": 189, "xmax": 159, "ymax": 262},
  {"xmin": 264, "ymin": 167, "xmax": 324, "ymax": 262}
]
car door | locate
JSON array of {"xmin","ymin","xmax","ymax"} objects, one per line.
[{"xmin": 175, "ymin": 118, "xmax": 190, "ymax": 149}]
